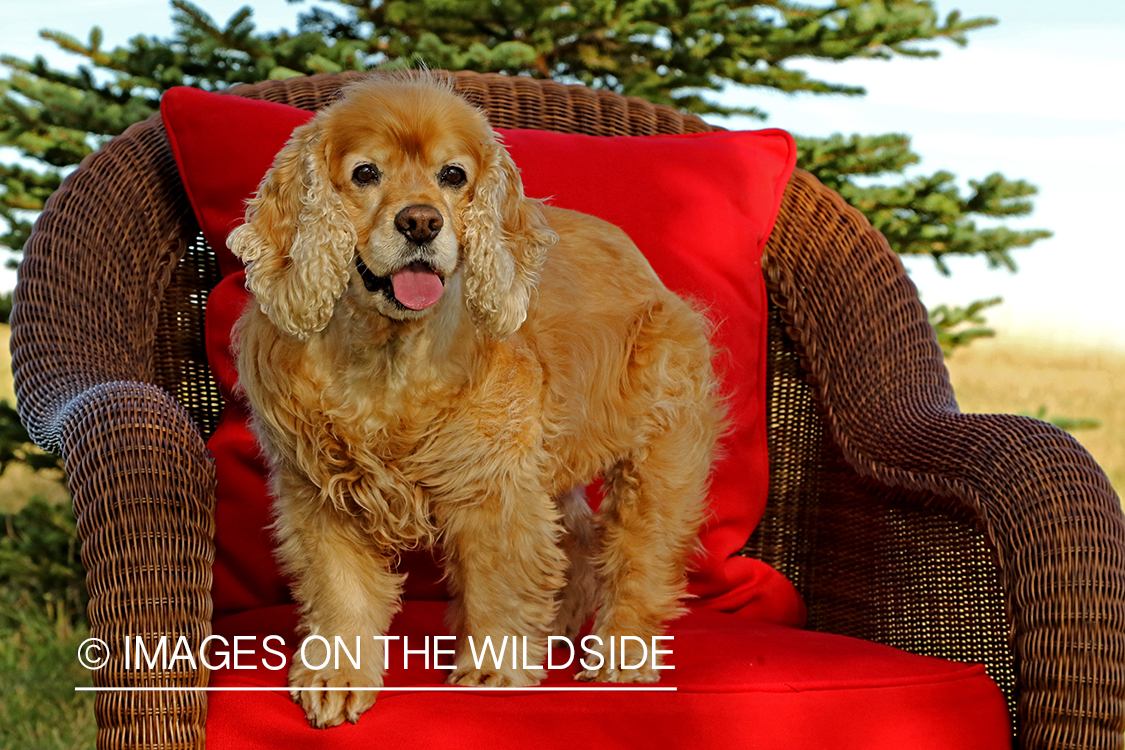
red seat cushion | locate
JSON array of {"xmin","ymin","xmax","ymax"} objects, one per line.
[{"xmin": 204, "ymin": 601, "xmax": 1011, "ymax": 750}]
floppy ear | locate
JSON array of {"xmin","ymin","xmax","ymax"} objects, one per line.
[
  {"xmin": 460, "ymin": 137, "xmax": 558, "ymax": 339},
  {"xmin": 227, "ymin": 119, "xmax": 357, "ymax": 339}
]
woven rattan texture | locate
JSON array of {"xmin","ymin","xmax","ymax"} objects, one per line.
[
  {"xmin": 747, "ymin": 301, "xmax": 1016, "ymax": 716},
  {"xmin": 155, "ymin": 234, "xmax": 223, "ymax": 441},
  {"xmin": 10, "ymin": 70, "xmax": 1125, "ymax": 749}
]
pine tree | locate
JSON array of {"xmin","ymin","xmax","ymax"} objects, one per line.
[{"xmin": 1, "ymin": 0, "xmax": 1050, "ymax": 350}]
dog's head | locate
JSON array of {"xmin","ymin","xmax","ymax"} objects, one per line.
[{"xmin": 228, "ymin": 75, "xmax": 558, "ymax": 340}]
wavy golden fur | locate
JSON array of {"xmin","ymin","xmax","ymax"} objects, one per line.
[{"xmin": 228, "ymin": 74, "xmax": 723, "ymax": 728}]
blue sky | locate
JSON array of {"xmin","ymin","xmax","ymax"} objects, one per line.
[{"xmin": 5, "ymin": 1, "xmax": 1124, "ymax": 351}]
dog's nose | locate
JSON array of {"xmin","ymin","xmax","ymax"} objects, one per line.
[{"xmin": 395, "ymin": 205, "xmax": 443, "ymax": 245}]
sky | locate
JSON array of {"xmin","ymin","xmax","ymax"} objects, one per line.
[{"xmin": 4, "ymin": 0, "xmax": 1124, "ymax": 352}]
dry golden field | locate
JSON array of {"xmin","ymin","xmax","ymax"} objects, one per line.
[
  {"xmin": 1, "ymin": 324, "xmax": 69, "ymax": 511},
  {"xmin": 945, "ymin": 337, "xmax": 1124, "ymax": 501},
  {"xmin": 1, "ymin": 324, "xmax": 12, "ymax": 402}
]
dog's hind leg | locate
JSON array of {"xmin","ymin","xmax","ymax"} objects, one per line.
[
  {"xmin": 550, "ymin": 486, "xmax": 598, "ymax": 642},
  {"xmin": 576, "ymin": 443, "xmax": 709, "ymax": 683},
  {"xmin": 578, "ymin": 309, "xmax": 720, "ymax": 683}
]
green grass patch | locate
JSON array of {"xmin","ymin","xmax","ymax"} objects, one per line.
[
  {"xmin": 1, "ymin": 498, "xmax": 94, "ymax": 750},
  {"xmin": 0, "ymin": 604, "xmax": 96, "ymax": 750}
]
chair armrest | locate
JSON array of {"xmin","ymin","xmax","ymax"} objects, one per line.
[
  {"xmin": 60, "ymin": 381, "xmax": 215, "ymax": 750},
  {"xmin": 10, "ymin": 113, "xmax": 216, "ymax": 750},
  {"xmin": 764, "ymin": 169, "xmax": 1125, "ymax": 750}
]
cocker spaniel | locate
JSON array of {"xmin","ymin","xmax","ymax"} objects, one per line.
[{"xmin": 228, "ymin": 74, "xmax": 723, "ymax": 728}]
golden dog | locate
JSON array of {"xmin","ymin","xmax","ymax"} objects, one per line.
[{"xmin": 229, "ymin": 75, "xmax": 723, "ymax": 728}]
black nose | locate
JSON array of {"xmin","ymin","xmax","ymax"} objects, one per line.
[{"xmin": 395, "ymin": 205, "xmax": 443, "ymax": 245}]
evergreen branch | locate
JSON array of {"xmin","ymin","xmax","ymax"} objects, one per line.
[
  {"xmin": 171, "ymin": 0, "xmax": 228, "ymax": 46},
  {"xmin": 929, "ymin": 297, "xmax": 1001, "ymax": 355},
  {"xmin": 37, "ymin": 29, "xmax": 125, "ymax": 73},
  {"xmin": 795, "ymin": 133, "xmax": 919, "ymax": 188},
  {"xmin": 761, "ymin": 1, "xmax": 997, "ymax": 64},
  {"xmin": 802, "ymin": 155, "xmax": 1055, "ymax": 272}
]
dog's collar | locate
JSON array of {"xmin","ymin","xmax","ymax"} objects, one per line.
[{"xmin": 354, "ymin": 255, "xmax": 386, "ymax": 294}]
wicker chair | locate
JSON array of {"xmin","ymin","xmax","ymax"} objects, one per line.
[{"xmin": 10, "ymin": 70, "xmax": 1124, "ymax": 750}]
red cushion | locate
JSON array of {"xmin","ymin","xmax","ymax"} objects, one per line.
[
  {"xmin": 204, "ymin": 601, "xmax": 1011, "ymax": 749},
  {"xmin": 162, "ymin": 84, "xmax": 803, "ymax": 623}
]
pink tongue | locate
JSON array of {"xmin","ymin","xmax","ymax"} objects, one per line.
[{"xmin": 391, "ymin": 263, "xmax": 445, "ymax": 310}]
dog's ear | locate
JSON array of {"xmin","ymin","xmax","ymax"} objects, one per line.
[
  {"xmin": 227, "ymin": 119, "xmax": 357, "ymax": 339},
  {"xmin": 460, "ymin": 137, "xmax": 558, "ymax": 339}
]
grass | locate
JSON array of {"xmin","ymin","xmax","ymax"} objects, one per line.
[
  {"xmin": 945, "ymin": 337, "xmax": 1124, "ymax": 500},
  {"xmin": 0, "ymin": 492, "xmax": 94, "ymax": 750},
  {"xmin": 0, "ymin": 606, "xmax": 96, "ymax": 750}
]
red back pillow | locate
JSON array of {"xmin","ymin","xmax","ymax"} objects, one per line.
[{"xmin": 161, "ymin": 84, "xmax": 803, "ymax": 626}]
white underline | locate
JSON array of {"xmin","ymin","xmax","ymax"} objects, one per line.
[{"xmin": 75, "ymin": 686, "xmax": 676, "ymax": 692}]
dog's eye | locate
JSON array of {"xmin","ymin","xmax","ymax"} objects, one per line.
[
  {"xmin": 439, "ymin": 165, "xmax": 467, "ymax": 188},
  {"xmin": 352, "ymin": 164, "xmax": 381, "ymax": 186}
]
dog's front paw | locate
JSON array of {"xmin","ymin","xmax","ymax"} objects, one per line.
[
  {"xmin": 447, "ymin": 664, "xmax": 544, "ymax": 688},
  {"xmin": 289, "ymin": 659, "xmax": 380, "ymax": 728},
  {"xmin": 575, "ymin": 663, "xmax": 661, "ymax": 684},
  {"xmin": 574, "ymin": 638, "xmax": 661, "ymax": 684}
]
